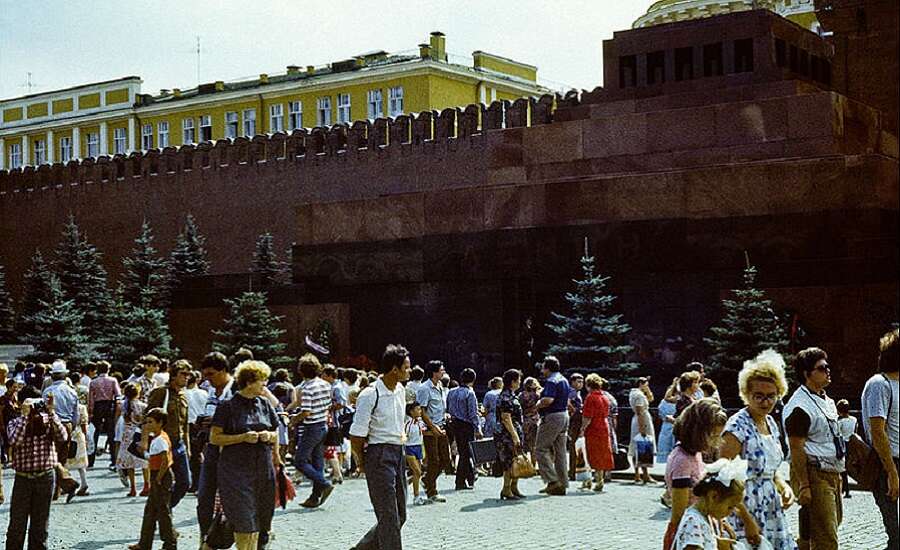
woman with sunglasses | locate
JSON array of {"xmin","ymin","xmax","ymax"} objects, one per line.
[{"xmin": 720, "ymin": 350, "xmax": 797, "ymax": 549}]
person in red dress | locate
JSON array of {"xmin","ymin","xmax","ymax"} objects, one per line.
[{"xmin": 581, "ymin": 374, "xmax": 614, "ymax": 492}]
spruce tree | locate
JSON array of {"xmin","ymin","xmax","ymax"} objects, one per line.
[
  {"xmin": 168, "ymin": 214, "xmax": 210, "ymax": 292},
  {"xmin": 17, "ymin": 250, "xmax": 55, "ymax": 338},
  {"xmin": 103, "ymin": 289, "xmax": 174, "ymax": 367},
  {"xmin": 212, "ymin": 292, "xmax": 290, "ymax": 365},
  {"xmin": 545, "ymin": 243, "xmax": 637, "ymax": 389},
  {"xmin": 251, "ymin": 233, "xmax": 288, "ymax": 286},
  {"xmin": 54, "ymin": 217, "xmax": 113, "ymax": 341},
  {"xmin": 0, "ymin": 263, "xmax": 16, "ymax": 343},
  {"xmin": 704, "ymin": 263, "xmax": 790, "ymax": 380},
  {"xmin": 121, "ymin": 221, "xmax": 167, "ymax": 308},
  {"xmin": 22, "ymin": 275, "xmax": 88, "ymax": 363}
]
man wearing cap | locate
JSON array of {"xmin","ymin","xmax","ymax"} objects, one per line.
[
  {"xmin": 40, "ymin": 360, "xmax": 81, "ymax": 502},
  {"xmin": 146, "ymin": 359, "xmax": 192, "ymax": 509}
]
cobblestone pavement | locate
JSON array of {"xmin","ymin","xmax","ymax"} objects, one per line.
[{"xmin": 0, "ymin": 466, "xmax": 889, "ymax": 549}]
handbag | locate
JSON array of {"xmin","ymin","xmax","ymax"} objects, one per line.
[
  {"xmin": 511, "ymin": 454, "xmax": 536, "ymax": 478},
  {"xmin": 205, "ymin": 511, "xmax": 234, "ymax": 549},
  {"xmin": 324, "ymin": 425, "xmax": 344, "ymax": 447},
  {"xmin": 847, "ymin": 374, "xmax": 893, "ymax": 492},
  {"xmin": 66, "ymin": 439, "xmax": 78, "ymax": 460},
  {"xmin": 612, "ymin": 444, "xmax": 631, "ymax": 471},
  {"xmin": 274, "ymin": 465, "xmax": 297, "ymax": 509},
  {"xmin": 127, "ymin": 430, "xmax": 144, "ymax": 459},
  {"xmin": 635, "ymin": 435, "xmax": 654, "ymax": 464}
]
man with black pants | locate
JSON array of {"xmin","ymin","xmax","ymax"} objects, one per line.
[
  {"xmin": 416, "ymin": 360, "xmax": 451, "ymax": 503},
  {"xmin": 861, "ymin": 329, "xmax": 899, "ymax": 550},
  {"xmin": 195, "ymin": 352, "xmax": 233, "ymax": 543},
  {"xmin": 350, "ymin": 345, "xmax": 411, "ymax": 550},
  {"xmin": 446, "ymin": 368, "xmax": 481, "ymax": 490}
]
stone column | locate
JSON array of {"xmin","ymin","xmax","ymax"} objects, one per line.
[
  {"xmin": 72, "ymin": 127, "xmax": 81, "ymax": 160},
  {"xmin": 127, "ymin": 116, "xmax": 136, "ymax": 153},
  {"xmin": 0, "ymin": 138, "xmax": 5, "ymax": 170},
  {"xmin": 22, "ymin": 136, "xmax": 29, "ymax": 167},
  {"xmin": 46, "ymin": 130, "xmax": 55, "ymax": 164},
  {"xmin": 99, "ymin": 121, "xmax": 108, "ymax": 155}
]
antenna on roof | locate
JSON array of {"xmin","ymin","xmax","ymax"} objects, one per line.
[
  {"xmin": 196, "ymin": 36, "xmax": 201, "ymax": 86},
  {"xmin": 21, "ymin": 72, "xmax": 37, "ymax": 94}
]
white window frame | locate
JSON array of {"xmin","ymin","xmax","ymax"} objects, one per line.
[
  {"xmin": 269, "ymin": 104, "xmax": 284, "ymax": 133},
  {"xmin": 225, "ymin": 111, "xmax": 238, "ymax": 139},
  {"xmin": 9, "ymin": 143, "xmax": 22, "ymax": 169},
  {"xmin": 388, "ymin": 86, "xmax": 404, "ymax": 117},
  {"xmin": 86, "ymin": 132, "xmax": 100, "ymax": 157},
  {"xmin": 288, "ymin": 101, "xmax": 302, "ymax": 130},
  {"xmin": 317, "ymin": 97, "xmax": 332, "ymax": 127},
  {"xmin": 336, "ymin": 93, "xmax": 351, "ymax": 124},
  {"xmin": 60, "ymin": 136, "xmax": 73, "ymax": 162},
  {"xmin": 158, "ymin": 122, "xmax": 169, "ymax": 148},
  {"xmin": 141, "ymin": 124, "xmax": 153, "ymax": 150},
  {"xmin": 33, "ymin": 139, "xmax": 46, "ymax": 165},
  {"xmin": 367, "ymin": 89, "xmax": 384, "ymax": 119},
  {"xmin": 243, "ymin": 109, "xmax": 256, "ymax": 137},
  {"xmin": 113, "ymin": 127, "xmax": 127, "ymax": 154},
  {"xmin": 182, "ymin": 117, "xmax": 196, "ymax": 144},
  {"xmin": 199, "ymin": 115, "xmax": 212, "ymax": 142}
]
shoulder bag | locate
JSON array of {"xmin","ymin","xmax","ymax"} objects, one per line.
[{"xmin": 846, "ymin": 375, "xmax": 893, "ymax": 492}]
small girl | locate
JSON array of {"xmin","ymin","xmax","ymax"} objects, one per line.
[
  {"xmin": 836, "ymin": 399, "xmax": 857, "ymax": 498},
  {"xmin": 404, "ymin": 403, "xmax": 427, "ymax": 506},
  {"xmin": 118, "ymin": 383, "xmax": 149, "ymax": 497},
  {"xmin": 672, "ymin": 458, "xmax": 747, "ymax": 550},
  {"xmin": 129, "ymin": 408, "xmax": 176, "ymax": 550}
]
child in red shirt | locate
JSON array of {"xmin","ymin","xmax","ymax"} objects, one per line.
[{"xmin": 130, "ymin": 408, "xmax": 177, "ymax": 550}]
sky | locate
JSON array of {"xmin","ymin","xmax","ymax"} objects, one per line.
[{"xmin": 0, "ymin": 0, "xmax": 654, "ymax": 101}]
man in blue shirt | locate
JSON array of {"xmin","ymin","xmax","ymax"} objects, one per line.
[
  {"xmin": 534, "ymin": 356, "xmax": 571, "ymax": 495},
  {"xmin": 416, "ymin": 360, "xmax": 451, "ymax": 503},
  {"xmin": 446, "ymin": 368, "xmax": 481, "ymax": 490},
  {"xmin": 41, "ymin": 360, "xmax": 81, "ymax": 501}
]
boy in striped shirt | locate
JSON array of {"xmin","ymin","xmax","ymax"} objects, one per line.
[{"xmin": 294, "ymin": 354, "xmax": 335, "ymax": 508}]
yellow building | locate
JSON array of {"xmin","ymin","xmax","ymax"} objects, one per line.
[
  {"xmin": 1, "ymin": 32, "xmax": 548, "ymax": 170},
  {"xmin": 634, "ymin": 0, "xmax": 820, "ymax": 33}
]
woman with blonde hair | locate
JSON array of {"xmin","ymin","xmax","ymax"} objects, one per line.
[
  {"xmin": 210, "ymin": 360, "xmax": 281, "ymax": 550},
  {"xmin": 629, "ymin": 377, "xmax": 657, "ymax": 483},
  {"xmin": 719, "ymin": 350, "xmax": 796, "ymax": 549}
]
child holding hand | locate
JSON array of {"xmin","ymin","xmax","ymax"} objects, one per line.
[{"xmin": 404, "ymin": 403, "xmax": 427, "ymax": 506}]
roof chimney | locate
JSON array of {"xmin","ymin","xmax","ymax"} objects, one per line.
[
  {"xmin": 286, "ymin": 65, "xmax": 301, "ymax": 75},
  {"xmin": 419, "ymin": 43, "xmax": 431, "ymax": 59},
  {"xmin": 429, "ymin": 31, "xmax": 446, "ymax": 62},
  {"xmin": 307, "ymin": 65, "xmax": 316, "ymax": 75},
  {"xmin": 159, "ymin": 89, "xmax": 170, "ymax": 97},
  {"xmin": 259, "ymin": 73, "xmax": 269, "ymax": 84},
  {"xmin": 172, "ymin": 88, "xmax": 182, "ymax": 97},
  {"xmin": 215, "ymin": 80, "xmax": 225, "ymax": 91}
]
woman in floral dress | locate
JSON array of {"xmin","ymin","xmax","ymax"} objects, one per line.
[
  {"xmin": 719, "ymin": 350, "xmax": 796, "ymax": 550},
  {"xmin": 495, "ymin": 369, "xmax": 525, "ymax": 500},
  {"xmin": 116, "ymin": 382, "xmax": 149, "ymax": 497},
  {"xmin": 518, "ymin": 377, "xmax": 541, "ymax": 466}
]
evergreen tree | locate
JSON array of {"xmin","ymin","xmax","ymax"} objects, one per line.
[
  {"xmin": 17, "ymin": 250, "xmax": 55, "ymax": 338},
  {"xmin": 0, "ymin": 263, "xmax": 16, "ymax": 342},
  {"xmin": 168, "ymin": 214, "xmax": 210, "ymax": 292},
  {"xmin": 212, "ymin": 292, "xmax": 290, "ymax": 365},
  {"xmin": 704, "ymin": 264, "xmax": 790, "ymax": 380},
  {"xmin": 54, "ymin": 217, "xmax": 113, "ymax": 341},
  {"xmin": 22, "ymin": 275, "xmax": 88, "ymax": 363},
  {"xmin": 121, "ymin": 221, "xmax": 167, "ymax": 308},
  {"xmin": 103, "ymin": 289, "xmax": 174, "ymax": 367},
  {"xmin": 545, "ymin": 244, "xmax": 637, "ymax": 389},
  {"xmin": 251, "ymin": 233, "xmax": 288, "ymax": 286}
]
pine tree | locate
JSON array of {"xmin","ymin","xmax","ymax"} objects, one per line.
[
  {"xmin": 17, "ymin": 250, "xmax": 55, "ymax": 338},
  {"xmin": 251, "ymin": 233, "xmax": 288, "ymax": 286},
  {"xmin": 704, "ymin": 263, "xmax": 790, "ymax": 380},
  {"xmin": 54, "ymin": 217, "xmax": 113, "ymax": 341},
  {"xmin": 212, "ymin": 292, "xmax": 290, "ymax": 365},
  {"xmin": 0, "ymin": 263, "xmax": 16, "ymax": 343},
  {"xmin": 22, "ymin": 275, "xmax": 88, "ymax": 363},
  {"xmin": 121, "ymin": 221, "xmax": 167, "ymax": 308},
  {"xmin": 103, "ymin": 289, "xmax": 175, "ymax": 367},
  {"xmin": 168, "ymin": 214, "xmax": 210, "ymax": 292},
  {"xmin": 545, "ymin": 243, "xmax": 637, "ymax": 389}
]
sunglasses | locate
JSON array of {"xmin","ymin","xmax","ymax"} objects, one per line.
[{"xmin": 813, "ymin": 364, "xmax": 831, "ymax": 372}]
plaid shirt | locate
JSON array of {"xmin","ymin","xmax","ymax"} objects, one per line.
[{"xmin": 6, "ymin": 413, "xmax": 68, "ymax": 473}]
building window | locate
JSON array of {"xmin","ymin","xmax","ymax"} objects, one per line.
[
  {"xmin": 317, "ymin": 97, "xmax": 332, "ymax": 127},
  {"xmin": 734, "ymin": 38, "xmax": 754, "ymax": 73},
  {"xmin": 158, "ymin": 122, "xmax": 169, "ymax": 148},
  {"xmin": 243, "ymin": 109, "xmax": 256, "ymax": 137},
  {"xmin": 182, "ymin": 118, "xmax": 196, "ymax": 144},
  {"xmin": 388, "ymin": 86, "xmax": 403, "ymax": 116},
  {"xmin": 703, "ymin": 43, "xmax": 724, "ymax": 77},
  {"xmin": 269, "ymin": 104, "xmax": 284, "ymax": 133},
  {"xmin": 336, "ymin": 93, "xmax": 351, "ymax": 124},
  {"xmin": 647, "ymin": 50, "xmax": 665, "ymax": 85},
  {"xmin": 33, "ymin": 139, "xmax": 46, "ymax": 165},
  {"xmin": 9, "ymin": 143, "xmax": 22, "ymax": 169},
  {"xmin": 225, "ymin": 111, "xmax": 238, "ymax": 139},
  {"xmin": 199, "ymin": 115, "xmax": 212, "ymax": 142},
  {"xmin": 619, "ymin": 55, "xmax": 637, "ymax": 88},
  {"xmin": 141, "ymin": 124, "xmax": 153, "ymax": 150},
  {"xmin": 60, "ymin": 137, "xmax": 73, "ymax": 162},
  {"xmin": 367, "ymin": 89, "xmax": 383, "ymax": 119},
  {"xmin": 86, "ymin": 132, "xmax": 100, "ymax": 157},
  {"xmin": 289, "ymin": 101, "xmax": 302, "ymax": 130},
  {"xmin": 113, "ymin": 127, "xmax": 127, "ymax": 154}
]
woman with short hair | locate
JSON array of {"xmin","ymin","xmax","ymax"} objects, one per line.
[
  {"xmin": 519, "ymin": 377, "xmax": 541, "ymax": 466},
  {"xmin": 495, "ymin": 369, "xmax": 526, "ymax": 500},
  {"xmin": 719, "ymin": 350, "xmax": 796, "ymax": 549},
  {"xmin": 581, "ymin": 374, "xmax": 613, "ymax": 491},
  {"xmin": 629, "ymin": 377, "xmax": 657, "ymax": 483},
  {"xmin": 210, "ymin": 361, "xmax": 281, "ymax": 550}
]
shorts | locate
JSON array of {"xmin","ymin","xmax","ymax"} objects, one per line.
[{"xmin": 404, "ymin": 445, "xmax": 423, "ymax": 461}]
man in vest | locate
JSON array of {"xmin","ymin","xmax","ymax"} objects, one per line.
[{"xmin": 784, "ymin": 347, "xmax": 844, "ymax": 550}]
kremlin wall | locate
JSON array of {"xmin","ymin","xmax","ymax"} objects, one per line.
[{"xmin": 0, "ymin": 4, "xmax": 897, "ymax": 393}]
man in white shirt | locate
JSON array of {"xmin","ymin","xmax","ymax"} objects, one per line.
[
  {"xmin": 349, "ymin": 345, "xmax": 411, "ymax": 550},
  {"xmin": 184, "ymin": 370, "xmax": 209, "ymax": 494}
]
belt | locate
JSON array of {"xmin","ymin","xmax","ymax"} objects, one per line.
[{"xmin": 16, "ymin": 469, "xmax": 53, "ymax": 479}]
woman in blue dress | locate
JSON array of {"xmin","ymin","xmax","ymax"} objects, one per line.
[
  {"xmin": 657, "ymin": 378, "xmax": 679, "ymax": 463},
  {"xmin": 210, "ymin": 361, "xmax": 281, "ymax": 550},
  {"xmin": 719, "ymin": 350, "xmax": 797, "ymax": 550}
]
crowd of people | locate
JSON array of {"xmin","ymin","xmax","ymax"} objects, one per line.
[{"xmin": 0, "ymin": 328, "xmax": 896, "ymax": 550}]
